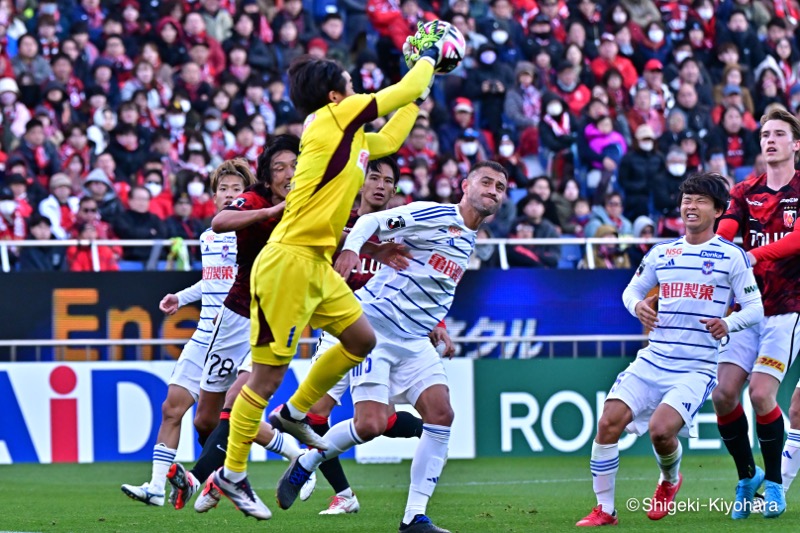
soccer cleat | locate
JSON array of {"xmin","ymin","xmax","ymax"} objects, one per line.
[
  {"xmin": 576, "ymin": 506, "xmax": 619, "ymax": 527},
  {"xmin": 120, "ymin": 482, "xmax": 165, "ymax": 506},
  {"xmin": 398, "ymin": 514, "xmax": 450, "ymax": 533},
  {"xmin": 194, "ymin": 474, "xmax": 222, "ymax": 513},
  {"xmin": 732, "ymin": 466, "xmax": 765, "ymax": 519},
  {"xmin": 320, "ymin": 492, "xmax": 360, "ymax": 515},
  {"xmin": 762, "ymin": 480, "xmax": 786, "ymax": 518},
  {"xmin": 167, "ymin": 462, "xmax": 199, "ymax": 510},
  {"xmin": 269, "ymin": 404, "xmax": 328, "ymax": 450},
  {"xmin": 647, "ymin": 473, "xmax": 683, "ymax": 520},
  {"xmin": 276, "ymin": 455, "xmax": 313, "ymax": 510},
  {"xmin": 299, "ymin": 470, "xmax": 317, "ymax": 502},
  {"xmin": 213, "ymin": 467, "xmax": 272, "ymax": 520}
]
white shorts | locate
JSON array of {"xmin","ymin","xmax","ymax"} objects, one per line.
[
  {"xmin": 311, "ymin": 331, "xmax": 350, "ymax": 404},
  {"xmin": 717, "ymin": 313, "xmax": 800, "ymax": 384},
  {"xmin": 168, "ymin": 338, "xmax": 207, "ymax": 401},
  {"xmin": 239, "ymin": 353, "xmax": 252, "ymax": 375},
  {"xmin": 201, "ymin": 306, "xmax": 252, "ymax": 393},
  {"xmin": 606, "ymin": 352, "xmax": 717, "ymax": 438},
  {"xmin": 350, "ymin": 324, "xmax": 447, "ymax": 407}
]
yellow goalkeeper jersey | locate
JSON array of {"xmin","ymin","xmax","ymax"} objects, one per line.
[{"xmin": 268, "ymin": 60, "xmax": 434, "ymax": 262}]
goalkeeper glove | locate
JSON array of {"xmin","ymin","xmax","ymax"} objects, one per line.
[{"xmin": 405, "ymin": 21, "xmax": 447, "ymax": 69}]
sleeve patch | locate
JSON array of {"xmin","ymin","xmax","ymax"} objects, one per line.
[{"xmin": 387, "ymin": 216, "xmax": 406, "ymax": 230}]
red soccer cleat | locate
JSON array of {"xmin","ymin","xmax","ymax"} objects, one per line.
[
  {"xmin": 646, "ymin": 473, "xmax": 683, "ymax": 520},
  {"xmin": 576, "ymin": 505, "xmax": 619, "ymax": 526}
]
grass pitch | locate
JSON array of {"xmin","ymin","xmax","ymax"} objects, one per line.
[{"xmin": 1, "ymin": 455, "xmax": 795, "ymax": 532}]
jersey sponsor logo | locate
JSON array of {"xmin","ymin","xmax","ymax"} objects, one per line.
[
  {"xmin": 387, "ymin": 216, "xmax": 406, "ymax": 230},
  {"xmin": 428, "ymin": 253, "xmax": 465, "ymax": 283},
  {"xmin": 356, "ymin": 149, "xmax": 370, "ymax": 175},
  {"xmin": 779, "ymin": 197, "xmax": 798, "ymax": 204},
  {"xmin": 302, "ymin": 112, "xmax": 316, "ymax": 130},
  {"xmin": 222, "ymin": 235, "xmax": 236, "ymax": 243},
  {"xmin": 660, "ymin": 282, "xmax": 714, "ymax": 300},
  {"xmin": 744, "ymin": 284, "xmax": 758, "ymax": 294},
  {"xmin": 784, "ymin": 208, "xmax": 796, "ymax": 228},
  {"xmin": 700, "ymin": 250, "xmax": 725, "ymax": 260},
  {"xmin": 202, "ymin": 266, "xmax": 235, "ymax": 280},
  {"xmin": 448, "ymin": 225, "xmax": 462, "ymax": 237},
  {"xmin": 749, "ymin": 229, "xmax": 792, "ymax": 247},
  {"xmin": 702, "ymin": 260, "xmax": 714, "ymax": 275},
  {"xmin": 665, "ymin": 248, "xmax": 683, "ymax": 257},
  {"xmin": 204, "ymin": 233, "xmax": 216, "ymax": 242},
  {"xmin": 231, "ymin": 197, "xmax": 246, "ymax": 208},
  {"xmin": 746, "ymin": 198, "xmax": 764, "ymax": 206},
  {"xmin": 755, "ymin": 356, "xmax": 786, "ymax": 373}
]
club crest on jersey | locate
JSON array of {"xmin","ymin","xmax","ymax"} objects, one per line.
[
  {"xmin": 232, "ymin": 197, "xmax": 246, "ymax": 208},
  {"xmin": 221, "ymin": 244, "xmax": 229, "ymax": 260},
  {"xmin": 387, "ymin": 216, "xmax": 406, "ymax": 230},
  {"xmin": 701, "ymin": 260, "xmax": 714, "ymax": 275},
  {"xmin": 448, "ymin": 225, "xmax": 462, "ymax": 237},
  {"xmin": 784, "ymin": 208, "xmax": 796, "ymax": 228}
]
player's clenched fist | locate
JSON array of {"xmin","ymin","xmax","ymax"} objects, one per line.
[
  {"xmin": 160, "ymin": 293, "xmax": 179, "ymax": 315},
  {"xmin": 634, "ymin": 294, "xmax": 658, "ymax": 329}
]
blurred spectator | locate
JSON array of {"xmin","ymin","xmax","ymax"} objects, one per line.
[
  {"xmin": 0, "ymin": 77, "xmax": 31, "ymax": 143},
  {"xmin": 438, "ymin": 98, "xmax": 492, "ymax": 156},
  {"xmin": 618, "ymin": 124, "xmax": 666, "ymax": 220},
  {"xmin": 494, "ymin": 132, "xmax": 529, "ymax": 189},
  {"xmin": 634, "ymin": 58, "xmax": 673, "ymax": 113},
  {"xmin": 38, "ymin": 173, "xmax": 79, "ymax": 239},
  {"xmin": 585, "ymin": 192, "xmax": 632, "ymax": 237},
  {"xmin": 6, "ymin": 174, "xmax": 33, "ymax": 218},
  {"xmin": 626, "ymin": 215, "xmax": 656, "ymax": 266},
  {"xmin": 713, "ymin": 65, "xmax": 755, "ymax": 115},
  {"xmin": 18, "ymin": 213, "xmax": 64, "ymax": 272},
  {"xmin": 165, "ymin": 193, "xmax": 204, "ymax": 242},
  {"xmin": 528, "ymin": 176, "xmax": 564, "ymax": 230},
  {"xmin": 454, "ymin": 128, "xmax": 489, "ymax": 177},
  {"xmin": 71, "ymin": 196, "xmax": 118, "ymax": 248},
  {"xmin": 113, "ymin": 185, "xmax": 166, "ymax": 262},
  {"xmin": 673, "ymin": 82, "xmax": 712, "ymax": 140},
  {"xmin": 504, "ymin": 61, "xmax": 542, "ymax": 147},
  {"xmin": 143, "ymin": 169, "xmax": 173, "ymax": 220},
  {"xmin": 550, "ymin": 59, "xmax": 591, "ymax": 117},
  {"xmin": 591, "ymin": 33, "xmax": 638, "ymax": 90},
  {"xmin": 707, "ymin": 105, "xmax": 759, "ymax": 170},
  {"xmin": 557, "ymin": 178, "xmax": 582, "ymax": 235},
  {"xmin": 351, "ymin": 50, "xmax": 388, "ymax": 94},
  {"xmin": 626, "ymin": 86, "xmax": 664, "ymax": 138},
  {"xmin": 13, "ymin": 118, "xmax": 61, "ymax": 186},
  {"xmin": 12, "ymin": 34, "xmax": 53, "ymax": 85},
  {"xmin": 83, "ymin": 168, "xmax": 123, "ymax": 222},
  {"xmin": 0, "ymin": 185, "xmax": 25, "ymax": 248},
  {"xmin": 717, "ymin": 9, "xmax": 765, "ymax": 71},
  {"xmin": 653, "ymin": 146, "xmax": 689, "ymax": 216},
  {"xmin": 539, "ymin": 93, "xmax": 577, "ymax": 159},
  {"xmin": 67, "ymin": 221, "xmax": 120, "ymax": 271},
  {"xmin": 581, "ymin": 223, "xmax": 631, "ymax": 269},
  {"xmin": 272, "ymin": 0, "xmax": 318, "ymax": 45},
  {"xmin": 199, "ymin": 0, "xmax": 234, "ymax": 43},
  {"xmin": 711, "ymin": 83, "xmax": 758, "ymax": 130},
  {"xmin": 397, "ymin": 124, "xmax": 437, "ymax": 171},
  {"xmin": 468, "ymin": 226, "xmax": 498, "ymax": 269},
  {"xmin": 223, "ymin": 12, "xmax": 278, "ymax": 74},
  {"xmin": 509, "ymin": 193, "xmax": 560, "ymax": 268},
  {"xmin": 177, "ymin": 171, "xmax": 215, "ymax": 222},
  {"xmin": 109, "ymin": 124, "xmax": 148, "ymax": 182},
  {"xmin": 568, "ymin": 197, "xmax": 592, "ymax": 238}
]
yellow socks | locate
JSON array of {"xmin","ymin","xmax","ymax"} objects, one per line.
[
  {"xmin": 289, "ymin": 342, "xmax": 363, "ymax": 414},
  {"xmin": 224, "ymin": 385, "xmax": 267, "ymax": 474}
]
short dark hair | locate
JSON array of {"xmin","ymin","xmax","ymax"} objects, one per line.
[
  {"xmin": 467, "ymin": 160, "xmax": 508, "ymax": 182},
  {"xmin": 288, "ymin": 56, "xmax": 347, "ymax": 118},
  {"xmin": 256, "ymin": 134, "xmax": 300, "ymax": 184},
  {"xmin": 129, "ymin": 185, "xmax": 150, "ymax": 200},
  {"xmin": 25, "ymin": 118, "xmax": 44, "ymax": 132},
  {"xmin": 679, "ymin": 172, "xmax": 730, "ymax": 211},
  {"xmin": 367, "ymin": 156, "xmax": 400, "ymax": 185}
]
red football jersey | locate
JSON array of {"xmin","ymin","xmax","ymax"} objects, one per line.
[
  {"xmin": 334, "ymin": 208, "xmax": 382, "ymax": 292},
  {"xmin": 223, "ymin": 184, "xmax": 281, "ymax": 317},
  {"xmin": 721, "ymin": 172, "xmax": 800, "ymax": 316}
]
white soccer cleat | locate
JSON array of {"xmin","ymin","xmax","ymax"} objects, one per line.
[
  {"xmin": 194, "ymin": 475, "xmax": 222, "ymax": 513},
  {"xmin": 213, "ymin": 467, "xmax": 272, "ymax": 520},
  {"xmin": 300, "ymin": 470, "xmax": 317, "ymax": 502},
  {"xmin": 121, "ymin": 482, "xmax": 165, "ymax": 506},
  {"xmin": 320, "ymin": 492, "xmax": 360, "ymax": 515}
]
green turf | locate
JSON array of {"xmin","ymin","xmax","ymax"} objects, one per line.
[{"xmin": 0, "ymin": 455, "xmax": 795, "ymax": 532}]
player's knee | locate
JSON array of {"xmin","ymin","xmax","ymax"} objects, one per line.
[
  {"xmin": 193, "ymin": 411, "xmax": 217, "ymax": 437},
  {"xmin": 748, "ymin": 386, "xmax": 775, "ymax": 414},
  {"xmin": 161, "ymin": 398, "xmax": 186, "ymax": 425},
  {"xmin": 353, "ymin": 415, "xmax": 386, "ymax": 441},
  {"xmin": 711, "ymin": 386, "xmax": 738, "ymax": 415},
  {"xmin": 596, "ymin": 415, "xmax": 623, "ymax": 443},
  {"xmin": 788, "ymin": 402, "xmax": 800, "ymax": 428},
  {"xmin": 648, "ymin": 423, "xmax": 673, "ymax": 447},
  {"xmin": 424, "ymin": 404, "xmax": 454, "ymax": 427}
]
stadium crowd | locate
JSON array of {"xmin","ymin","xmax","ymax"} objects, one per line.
[{"xmin": 0, "ymin": 0, "xmax": 792, "ymax": 271}]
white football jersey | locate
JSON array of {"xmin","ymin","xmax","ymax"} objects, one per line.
[
  {"xmin": 623, "ymin": 235, "xmax": 761, "ymax": 377},
  {"xmin": 191, "ymin": 229, "xmax": 238, "ymax": 347},
  {"xmin": 344, "ymin": 202, "xmax": 476, "ymax": 339}
]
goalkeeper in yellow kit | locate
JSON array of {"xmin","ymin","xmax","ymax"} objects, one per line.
[{"xmin": 204, "ymin": 24, "xmax": 450, "ymax": 520}]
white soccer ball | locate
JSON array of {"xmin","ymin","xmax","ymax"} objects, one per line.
[{"xmin": 415, "ymin": 20, "xmax": 466, "ymax": 74}]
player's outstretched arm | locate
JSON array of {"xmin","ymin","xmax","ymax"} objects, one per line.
[
  {"xmin": 365, "ymin": 104, "xmax": 419, "ymax": 158},
  {"xmin": 372, "ymin": 59, "xmax": 435, "ymax": 117},
  {"xmin": 211, "ymin": 203, "xmax": 285, "ymax": 232},
  {"xmin": 749, "ymin": 224, "xmax": 800, "ymax": 264}
]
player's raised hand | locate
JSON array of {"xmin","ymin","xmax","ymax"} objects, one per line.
[
  {"xmin": 334, "ymin": 250, "xmax": 360, "ymax": 280},
  {"xmin": 700, "ymin": 317, "xmax": 729, "ymax": 340},
  {"xmin": 160, "ymin": 293, "xmax": 179, "ymax": 315},
  {"xmin": 429, "ymin": 326, "xmax": 455, "ymax": 359},
  {"xmin": 372, "ymin": 242, "xmax": 412, "ymax": 270},
  {"xmin": 635, "ymin": 294, "xmax": 658, "ymax": 329}
]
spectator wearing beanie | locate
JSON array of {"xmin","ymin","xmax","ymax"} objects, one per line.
[
  {"xmin": 618, "ymin": 124, "xmax": 667, "ymax": 221},
  {"xmin": 83, "ymin": 168, "xmax": 123, "ymax": 222},
  {"xmin": 38, "ymin": 173, "xmax": 79, "ymax": 239}
]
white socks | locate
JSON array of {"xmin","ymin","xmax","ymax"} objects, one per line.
[
  {"xmin": 299, "ymin": 419, "xmax": 364, "ymax": 472},
  {"xmin": 265, "ymin": 430, "xmax": 302, "ymax": 460},
  {"xmin": 782, "ymin": 429, "xmax": 800, "ymax": 493},
  {"xmin": 403, "ymin": 424, "xmax": 450, "ymax": 524},
  {"xmin": 590, "ymin": 441, "xmax": 619, "ymax": 515},
  {"xmin": 655, "ymin": 441, "xmax": 682, "ymax": 484},
  {"xmin": 150, "ymin": 443, "xmax": 177, "ymax": 493}
]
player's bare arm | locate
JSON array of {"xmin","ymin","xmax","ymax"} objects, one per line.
[{"xmin": 634, "ymin": 294, "xmax": 658, "ymax": 330}]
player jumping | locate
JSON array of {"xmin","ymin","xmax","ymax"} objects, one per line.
[
  {"xmin": 576, "ymin": 173, "xmax": 764, "ymax": 526},
  {"xmin": 713, "ymin": 108, "xmax": 800, "ymax": 518},
  {"xmin": 214, "ymin": 31, "xmax": 444, "ymax": 519},
  {"xmin": 275, "ymin": 161, "xmax": 508, "ymax": 533},
  {"xmin": 120, "ymin": 159, "xmax": 255, "ymax": 506}
]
